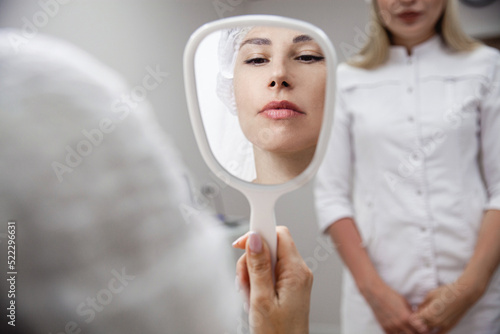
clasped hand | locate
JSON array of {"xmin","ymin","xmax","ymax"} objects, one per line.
[{"xmin": 365, "ymin": 277, "xmax": 483, "ymax": 334}]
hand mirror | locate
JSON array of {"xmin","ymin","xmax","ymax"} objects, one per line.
[{"xmin": 184, "ymin": 15, "xmax": 336, "ymax": 274}]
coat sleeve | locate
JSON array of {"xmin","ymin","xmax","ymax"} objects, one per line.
[
  {"xmin": 314, "ymin": 67, "xmax": 355, "ymax": 233},
  {"xmin": 481, "ymin": 51, "xmax": 500, "ymax": 211}
]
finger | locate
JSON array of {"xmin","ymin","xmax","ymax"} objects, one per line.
[
  {"xmin": 273, "ymin": 226, "xmax": 313, "ymax": 313},
  {"xmin": 392, "ymin": 304, "xmax": 421, "ymax": 334},
  {"xmin": 418, "ymin": 290, "xmax": 438, "ymax": 310},
  {"xmin": 236, "ymin": 253, "xmax": 250, "ymax": 301},
  {"xmin": 416, "ymin": 304, "xmax": 441, "ymax": 329},
  {"xmin": 232, "ymin": 232, "xmax": 250, "ymax": 249},
  {"xmin": 387, "ymin": 327, "xmax": 406, "ymax": 334},
  {"xmin": 401, "ymin": 323, "xmax": 421, "ymax": 334},
  {"xmin": 408, "ymin": 313, "xmax": 430, "ymax": 334},
  {"xmin": 414, "ymin": 304, "xmax": 436, "ymax": 327},
  {"xmin": 392, "ymin": 315, "xmax": 420, "ymax": 334},
  {"xmin": 234, "ymin": 226, "xmax": 299, "ymax": 257},
  {"xmin": 245, "ymin": 232, "xmax": 276, "ymax": 305},
  {"xmin": 276, "ymin": 226, "xmax": 301, "ymax": 259},
  {"xmin": 388, "ymin": 326, "xmax": 414, "ymax": 334}
]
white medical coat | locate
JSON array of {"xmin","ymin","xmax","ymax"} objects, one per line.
[{"xmin": 315, "ymin": 36, "xmax": 500, "ymax": 333}]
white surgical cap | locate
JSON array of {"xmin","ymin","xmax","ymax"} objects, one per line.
[
  {"xmin": 216, "ymin": 27, "xmax": 253, "ymax": 115},
  {"xmin": 197, "ymin": 27, "xmax": 257, "ymax": 182}
]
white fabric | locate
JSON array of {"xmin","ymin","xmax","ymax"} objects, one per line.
[
  {"xmin": 0, "ymin": 29, "xmax": 240, "ymax": 334},
  {"xmin": 216, "ymin": 27, "xmax": 252, "ymax": 116},
  {"xmin": 315, "ymin": 36, "xmax": 500, "ymax": 333}
]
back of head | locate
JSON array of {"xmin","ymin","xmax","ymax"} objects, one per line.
[{"xmin": 0, "ymin": 29, "xmax": 239, "ymax": 334}]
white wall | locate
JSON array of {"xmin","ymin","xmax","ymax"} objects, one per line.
[
  {"xmin": 1, "ymin": 0, "xmax": 498, "ymax": 332},
  {"xmin": 458, "ymin": 0, "xmax": 500, "ymax": 38}
]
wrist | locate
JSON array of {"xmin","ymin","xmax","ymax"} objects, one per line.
[
  {"xmin": 458, "ymin": 269, "xmax": 489, "ymax": 303},
  {"xmin": 357, "ymin": 275, "xmax": 385, "ymax": 299}
]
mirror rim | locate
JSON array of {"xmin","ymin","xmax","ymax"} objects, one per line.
[{"xmin": 184, "ymin": 14, "xmax": 337, "ymax": 196}]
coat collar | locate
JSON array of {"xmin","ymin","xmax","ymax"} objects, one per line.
[{"xmin": 389, "ymin": 35, "xmax": 444, "ymax": 61}]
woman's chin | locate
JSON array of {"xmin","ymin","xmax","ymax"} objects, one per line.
[{"xmin": 255, "ymin": 142, "xmax": 317, "ymax": 156}]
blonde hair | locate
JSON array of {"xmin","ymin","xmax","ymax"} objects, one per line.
[{"xmin": 349, "ymin": 0, "xmax": 480, "ymax": 69}]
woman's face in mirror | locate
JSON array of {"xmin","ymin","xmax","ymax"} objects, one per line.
[
  {"xmin": 233, "ymin": 27, "xmax": 326, "ymax": 156},
  {"xmin": 377, "ymin": 0, "xmax": 446, "ymax": 44}
]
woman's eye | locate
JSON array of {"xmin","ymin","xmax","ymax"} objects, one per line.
[
  {"xmin": 296, "ymin": 55, "xmax": 325, "ymax": 63},
  {"xmin": 244, "ymin": 57, "xmax": 269, "ymax": 65}
]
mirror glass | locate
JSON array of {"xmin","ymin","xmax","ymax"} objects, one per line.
[{"xmin": 194, "ymin": 26, "xmax": 327, "ymax": 185}]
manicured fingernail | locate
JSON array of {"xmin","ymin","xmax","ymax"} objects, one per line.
[
  {"xmin": 232, "ymin": 235, "xmax": 244, "ymax": 247},
  {"xmin": 248, "ymin": 232, "xmax": 262, "ymax": 254},
  {"xmin": 232, "ymin": 232, "xmax": 249, "ymax": 247}
]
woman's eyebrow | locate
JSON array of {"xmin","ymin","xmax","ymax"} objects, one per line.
[
  {"xmin": 293, "ymin": 34, "xmax": 314, "ymax": 43},
  {"xmin": 239, "ymin": 34, "xmax": 314, "ymax": 49},
  {"xmin": 240, "ymin": 38, "xmax": 271, "ymax": 49}
]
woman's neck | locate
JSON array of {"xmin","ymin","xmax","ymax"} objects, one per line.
[
  {"xmin": 392, "ymin": 31, "xmax": 436, "ymax": 55},
  {"xmin": 252, "ymin": 146, "xmax": 316, "ymax": 185}
]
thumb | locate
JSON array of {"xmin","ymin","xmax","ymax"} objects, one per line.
[
  {"xmin": 245, "ymin": 232, "xmax": 275, "ymax": 303},
  {"xmin": 418, "ymin": 290, "xmax": 435, "ymax": 311}
]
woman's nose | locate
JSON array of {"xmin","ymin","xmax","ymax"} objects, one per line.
[
  {"xmin": 268, "ymin": 61, "xmax": 291, "ymax": 89},
  {"xmin": 269, "ymin": 80, "xmax": 290, "ymax": 88}
]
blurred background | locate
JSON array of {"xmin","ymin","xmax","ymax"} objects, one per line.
[{"xmin": 0, "ymin": 0, "xmax": 499, "ymax": 332}]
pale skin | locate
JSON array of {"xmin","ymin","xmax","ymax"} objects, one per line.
[
  {"xmin": 253, "ymin": 147, "xmax": 315, "ymax": 184},
  {"xmin": 233, "ymin": 27, "xmax": 326, "ymax": 184},
  {"xmin": 328, "ymin": 0, "xmax": 500, "ymax": 333}
]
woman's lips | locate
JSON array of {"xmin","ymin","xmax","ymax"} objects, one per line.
[
  {"xmin": 259, "ymin": 100, "xmax": 305, "ymax": 120},
  {"xmin": 398, "ymin": 11, "xmax": 422, "ymax": 23}
]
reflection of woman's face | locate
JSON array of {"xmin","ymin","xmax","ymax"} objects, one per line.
[
  {"xmin": 233, "ymin": 27, "xmax": 326, "ymax": 154},
  {"xmin": 377, "ymin": 0, "xmax": 446, "ymax": 44}
]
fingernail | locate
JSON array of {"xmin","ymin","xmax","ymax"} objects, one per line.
[
  {"xmin": 243, "ymin": 301, "xmax": 249, "ymax": 314},
  {"xmin": 248, "ymin": 232, "xmax": 262, "ymax": 254},
  {"xmin": 231, "ymin": 232, "xmax": 248, "ymax": 247}
]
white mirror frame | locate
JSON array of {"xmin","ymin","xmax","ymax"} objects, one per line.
[{"xmin": 184, "ymin": 14, "xmax": 336, "ymax": 273}]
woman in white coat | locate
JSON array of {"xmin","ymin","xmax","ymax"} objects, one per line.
[{"xmin": 315, "ymin": 0, "xmax": 500, "ymax": 333}]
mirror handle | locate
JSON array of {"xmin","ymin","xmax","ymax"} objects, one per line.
[{"xmin": 248, "ymin": 194, "xmax": 278, "ymax": 284}]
